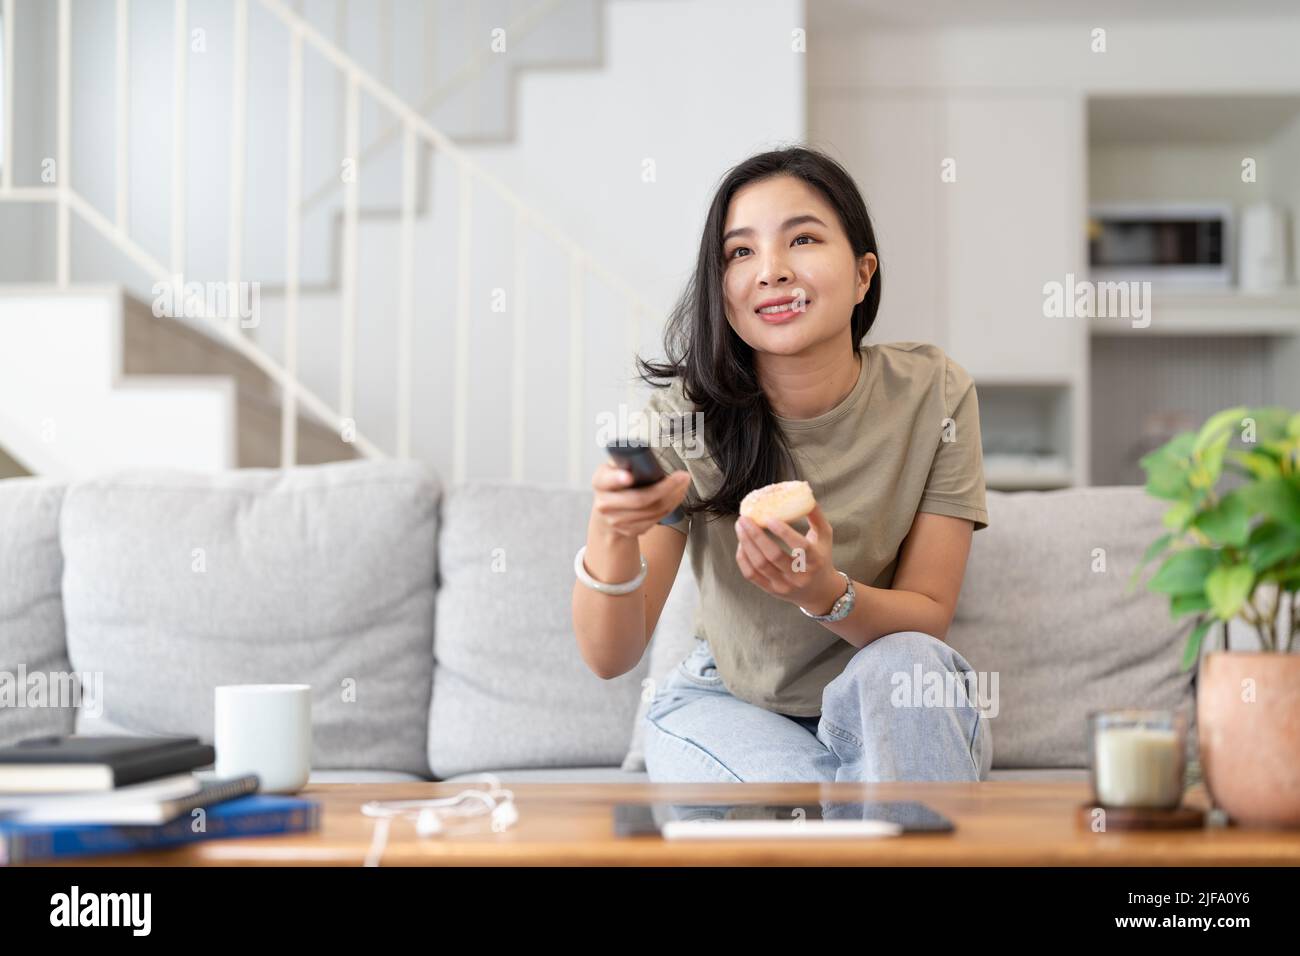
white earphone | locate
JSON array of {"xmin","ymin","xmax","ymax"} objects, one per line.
[{"xmin": 360, "ymin": 773, "xmax": 518, "ymax": 866}]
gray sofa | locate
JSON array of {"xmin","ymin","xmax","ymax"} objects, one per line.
[{"xmin": 0, "ymin": 459, "xmax": 1195, "ymax": 785}]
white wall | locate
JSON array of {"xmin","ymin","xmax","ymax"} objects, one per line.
[
  {"xmin": 811, "ymin": 15, "xmax": 1300, "ymax": 93},
  {"xmin": 1090, "ymin": 143, "xmax": 1279, "ymax": 206}
]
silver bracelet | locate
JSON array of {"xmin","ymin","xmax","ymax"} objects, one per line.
[{"xmin": 574, "ymin": 544, "xmax": 648, "ymax": 595}]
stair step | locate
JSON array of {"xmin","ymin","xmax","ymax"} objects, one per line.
[
  {"xmin": 121, "ymin": 293, "xmax": 361, "ymax": 468},
  {"xmin": 0, "ymin": 287, "xmax": 361, "ymax": 477},
  {"xmin": 0, "ymin": 289, "xmax": 235, "ymax": 478}
]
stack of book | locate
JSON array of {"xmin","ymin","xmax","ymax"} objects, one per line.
[{"xmin": 0, "ymin": 735, "xmax": 319, "ymax": 864}]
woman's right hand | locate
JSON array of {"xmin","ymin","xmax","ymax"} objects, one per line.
[{"xmin": 590, "ymin": 461, "xmax": 692, "ymax": 540}]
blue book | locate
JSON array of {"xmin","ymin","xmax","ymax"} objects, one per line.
[{"xmin": 0, "ymin": 794, "xmax": 320, "ymax": 865}]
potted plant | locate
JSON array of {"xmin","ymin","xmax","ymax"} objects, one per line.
[{"xmin": 1132, "ymin": 404, "xmax": 1300, "ymax": 827}]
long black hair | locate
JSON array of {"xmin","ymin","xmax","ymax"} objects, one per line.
[{"xmin": 635, "ymin": 146, "xmax": 883, "ymax": 523}]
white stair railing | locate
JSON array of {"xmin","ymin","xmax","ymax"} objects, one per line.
[
  {"xmin": 0, "ymin": 0, "xmax": 654, "ymax": 485},
  {"xmin": 298, "ymin": 0, "xmax": 575, "ymax": 219}
]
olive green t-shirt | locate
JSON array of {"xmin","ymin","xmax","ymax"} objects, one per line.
[{"xmin": 637, "ymin": 342, "xmax": 989, "ymax": 718}]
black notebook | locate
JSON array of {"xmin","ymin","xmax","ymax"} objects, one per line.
[{"xmin": 0, "ymin": 735, "xmax": 217, "ymax": 794}]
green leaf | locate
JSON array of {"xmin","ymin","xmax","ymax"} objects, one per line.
[
  {"xmin": 1244, "ymin": 406, "xmax": 1293, "ymax": 445},
  {"xmin": 1170, "ymin": 592, "xmax": 1211, "ymax": 618},
  {"xmin": 1227, "ymin": 449, "xmax": 1281, "ymax": 480},
  {"xmin": 1162, "ymin": 501, "xmax": 1196, "ymax": 532},
  {"xmin": 1140, "ymin": 457, "xmax": 1188, "ymax": 500},
  {"xmin": 1240, "ymin": 478, "xmax": 1300, "ymax": 531},
  {"xmin": 1148, "ymin": 548, "xmax": 1218, "ymax": 596},
  {"xmin": 1204, "ymin": 563, "xmax": 1255, "ymax": 620},
  {"xmin": 1288, "ymin": 412, "xmax": 1300, "ymax": 440},
  {"xmin": 1181, "ymin": 618, "xmax": 1212, "ymax": 672},
  {"xmin": 1192, "ymin": 490, "xmax": 1250, "ymax": 547},
  {"xmin": 1128, "ymin": 532, "xmax": 1174, "ymax": 592},
  {"xmin": 1246, "ymin": 522, "xmax": 1300, "ymax": 571},
  {"xmin": 1140, "ymin": 433, "xmax": 1197, "ymax": 500},
  {"xmin": 1194, "ymin": 406, "xmax": 1249, "ymax": 453},
  {"xmin": 1197, "ymin": 429, "xmax": 1232, "ymax": 485},
  {"xmin": 1168, "ymin": 431, "xmax": 1197, "ymax": 458}
]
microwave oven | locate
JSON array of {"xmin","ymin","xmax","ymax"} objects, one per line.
[{"xmin": 1087, "ymin": 202, "xmax": 1232, "ymax": 286}]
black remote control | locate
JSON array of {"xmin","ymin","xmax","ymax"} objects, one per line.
[{"xmin": 605, "ymin": 439, "xmax": 687, "ymax": 526}]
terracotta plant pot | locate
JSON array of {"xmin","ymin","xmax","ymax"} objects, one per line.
[{"xmin": 1197, "ymin": 650, "xmax": 1300, "ymax": 827}]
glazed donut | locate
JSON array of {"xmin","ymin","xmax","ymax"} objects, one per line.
[{"xmin": 739, "ymin": 480, "xmax": 816, "ymax": 529}]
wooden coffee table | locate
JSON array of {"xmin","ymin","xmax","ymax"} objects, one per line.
[{"xmin": 37, "ymin": 780, "xmax": 1300, "ymax": 866}]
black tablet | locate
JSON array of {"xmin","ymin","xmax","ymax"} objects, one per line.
[{"xmin": 612, "ymin": 800, "xmax": 954, "ymax": 837}]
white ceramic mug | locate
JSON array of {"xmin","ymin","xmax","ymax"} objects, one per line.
[{"xmin": 214, "ymin": 684, "xmax": 312, "ymax": 794}]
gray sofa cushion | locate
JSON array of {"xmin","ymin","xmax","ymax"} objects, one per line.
[
  {"xmin": 60, "ymin": 460, "xmax": 438, "ymax": 777},
  {"xmin": 0, "ymin": 478, "xmax": 76, "ymax": 746},
  {"xmin": 428, "ymin": 482, "xmax": 650, "ymax": 779},
  {"xmin": 621, "ymin": 546, "xmax": 700, "ymax": 772},
  {"xmin": 946, "ymin": 487, "xmax": 1196, "ymax": 768}
]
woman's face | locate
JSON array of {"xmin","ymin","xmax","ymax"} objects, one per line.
[{"xmin": 720, "ymin": 174, "xmax": 876, "ymax": 356}]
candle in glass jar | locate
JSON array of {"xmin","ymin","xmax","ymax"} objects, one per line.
[{"xmin": 1093, "ymin": 726, "xmax": 1183, "ymax": 808}]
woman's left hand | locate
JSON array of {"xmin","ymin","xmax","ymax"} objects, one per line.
[{"xmin": 734, "ymin": 503, "xmax": 842, "ymax": 613}]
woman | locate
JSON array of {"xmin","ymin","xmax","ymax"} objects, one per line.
[{"xmin": 571, "ymin": 146, "xmax": 992, "ymax": 783}]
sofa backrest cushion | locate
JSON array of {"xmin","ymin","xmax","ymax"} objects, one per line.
[
  {"xmin": 428, "ymin": 481, "xmax": 649, "ymax": 779},
  {"xmin": 946, "ymin": 487, "xmax": 1196, "ymax": 768},
  {"xmin": 60, "ymin": 460, "xmax": 438, "ymax": 777},
  {"xmin": 0, "ymin": 478, "xmax": 76, "ymax": 746}
]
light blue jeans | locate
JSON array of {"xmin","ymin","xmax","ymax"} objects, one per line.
[{"xmin": 644, "ymin": 632, "xmax": 993, "ymax": 783}]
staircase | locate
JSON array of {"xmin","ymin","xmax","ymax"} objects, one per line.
[
  {"xmin": 0, "ymin": 287, "xmax": 233, "ymax": 479},
  {"xmin": 261, "ymin": 0, "xmax": 607, "ymax": 292},
  {"xmin": 118, "ymin": 290, "xmax": 359, "ymax": 468},
  {"xmin": 0, "ymin": 0, "xmax": 654, "ymax": 483},
  {"xmin": 0, "ymin": 286, "xmax": 357, "ymax": 479}
]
